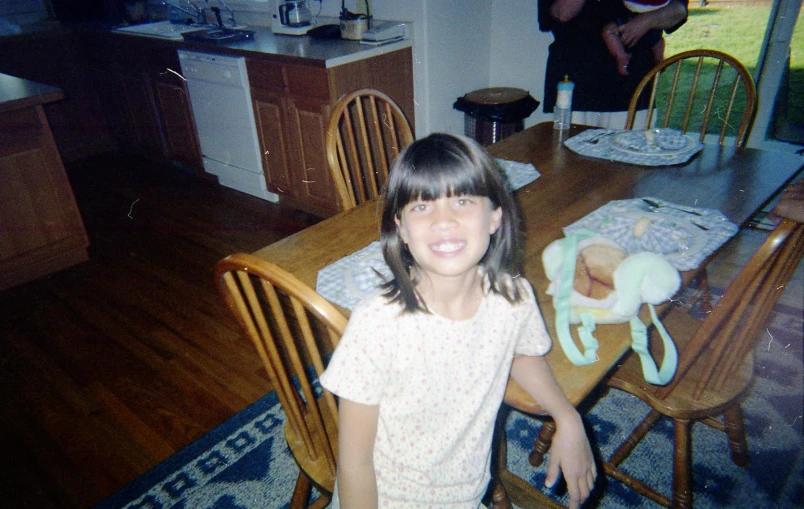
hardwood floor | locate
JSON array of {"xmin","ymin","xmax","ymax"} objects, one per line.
[{"xmin": 0, "ymin": 154, "xmax": 320, "ymax": 509}]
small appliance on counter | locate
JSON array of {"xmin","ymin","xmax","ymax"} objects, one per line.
[
  {"xmin": 271, "ymin": 0, "xmax": 313, "ymax": 35},
  {"xmin": 338, "ymin": 0, "xmax": 369, "ymax": 40}
]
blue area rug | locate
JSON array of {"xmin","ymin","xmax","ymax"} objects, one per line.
[{"xmin": 96, "ymin": 299, "xmax": 803, "ymax": 509}]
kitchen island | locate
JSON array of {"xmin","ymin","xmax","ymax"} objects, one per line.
[{"xmin": 0, "ymin": 72, "xmax": 89, "ymax": 290}]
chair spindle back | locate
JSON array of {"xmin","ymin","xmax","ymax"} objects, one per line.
[
  {"xmin": 326, "ymin": 88, "xmax": 414, "ymax": 210},
  {"xmin": 625, "ymin": 49, "xmax": 757, "ymax": 147},
  {"xmin": 215, "ymin": 253, "xmax": 348, "ymax": 482}
]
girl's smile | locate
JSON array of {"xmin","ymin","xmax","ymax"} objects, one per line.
[{"xmin": 428, "ymin": 239, "xmax": 466, "ymax": 255}]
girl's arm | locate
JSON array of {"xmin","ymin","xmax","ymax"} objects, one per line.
[
  {"xmin": 337, "ymin": 398, "xmax": 380, "ymax": 509},
  {"xmin": 510, "ymin": 355, "xmax": 596, "ymax": 509}
]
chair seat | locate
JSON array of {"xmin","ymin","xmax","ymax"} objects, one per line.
[{"xmin": 607, "ymin": 307, "xmax": 755, "ymax": 420}]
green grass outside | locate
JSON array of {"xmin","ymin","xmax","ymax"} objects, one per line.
[{"xmin": 657, "ymin": 5, "xmax": 803, "ymax": 133}]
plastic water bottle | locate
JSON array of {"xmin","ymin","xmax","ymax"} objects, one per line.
[{"xmin": 554, "ymin": 75, "xmax": 574, "ymax": 130}]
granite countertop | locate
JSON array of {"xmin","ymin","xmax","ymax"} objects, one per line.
[
  {"xmin": 0, "ymin": 72, "xmax": 63, "ymax": 113},
  {"xmin": 114, "ymin": 22, "xmax": 411, "ymax": 68}
]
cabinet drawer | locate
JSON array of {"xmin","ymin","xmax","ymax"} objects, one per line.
[
  {"xmin": 246, "ymin": 58, "xmax": 285, "ymax": 93},
  {"xmin": 284, "ymin": 65, "xmax": 328, "ymax": 100}
]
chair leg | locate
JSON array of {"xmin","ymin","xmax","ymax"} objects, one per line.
[
  {"xmin": 289, "ymin": 471, "xmax": 312, "ymax": 508},
  {"xmin": 487, "ymin": 408, "xmax": 513, "ymax": 509},
  {"xmin": 529, "ymin": 420, "xmax": 556, "ymax": 467},
  {"xmin": 610, "ymin": 410, "xmax": 663, "ymax": 467},
  {"xmin": 723, "ymin": 405, "xmax": 750, "ymax": 467},
  {"xmin": 487, "ymin": 480, "xmax": 513, "ymax": 509},
  {"xmin": 672, "ymin": 419, "xmax": 693, "ymax": 509}
]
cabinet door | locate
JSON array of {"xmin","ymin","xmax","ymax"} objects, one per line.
[
  {"xmin": 251, "ymin": 87, "xmax": 294, "ymax": 196},
  {"xmin": 284, "ymin": 95, "xmax": 337, "ymax": 213},
  {"xmin": 153, "ymin": 79, "xmax": 202, "ymax": 170},
  {"xmin": 91, "ymin": 68, "xmax": 132, "ymax": 144},
  {"xmin": 0, "ymin": 106, "xmax": 89, "ymax": 288},
  {"xmin": 121, "ymin": 73, "xmax": 165, "ymax": 155}
]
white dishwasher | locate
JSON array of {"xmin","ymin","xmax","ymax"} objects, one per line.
[{"xmin": 178, "ymin": 50, "xmax": 278, "ymax": 202}]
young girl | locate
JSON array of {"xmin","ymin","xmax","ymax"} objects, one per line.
[{"xmin": 320, "ymin": 133, "xmax": 596, "ymax": 509}]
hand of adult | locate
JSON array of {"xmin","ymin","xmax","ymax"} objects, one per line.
[
  {"xmin": 771, "ymin": 180, "xmax": 804, "ymax": 224},
  {"xmin": 619, "ymin": 16, "xmax": 652, "ymax": 48},
  {"xmin": 620, "ymin": 0, "xmax": 689, "ymax": 48}
]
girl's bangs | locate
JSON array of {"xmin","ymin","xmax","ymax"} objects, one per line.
[{"xmin": 397, "ymin": 151, "xmax": 490, "ymax": 205}]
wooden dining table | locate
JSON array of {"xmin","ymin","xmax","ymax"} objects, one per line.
[{"xmin": 252, "ymin": 122, "xmax": 803, "ymax": 507}]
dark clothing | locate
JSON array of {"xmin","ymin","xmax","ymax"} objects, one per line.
[{"xmin": 539, "ymin": 0, "xmax": 688, "ymax": 113}]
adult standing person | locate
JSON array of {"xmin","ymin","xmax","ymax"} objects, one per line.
[{"xmin": 539, "ymin": 0, "xmax": 689, "ymax": 128}]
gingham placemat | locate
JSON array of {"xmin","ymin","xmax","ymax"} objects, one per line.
[
  {"xmin": 564, "ymin": 128, "xmax": 704, "ymax": 166},
  {"xmin": 563, "ymin": 198, "xmax": 738, "ymax": 271},
  {"xmin": 496, "ymin": 158, "xmax": 540, "ymax": 191}
]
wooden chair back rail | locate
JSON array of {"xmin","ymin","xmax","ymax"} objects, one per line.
[
  {"xmin": 626, "ymin": 49, "xmax": 757, "ymax": 147},
  {"xmin": 216, "ymin": 254, "xmax": 349, "ymax": 497},
  {"xmin": 655, "ymin": 219, "xmax": 804, "ymax": 400},
  {"xmin": 326, "ymin": 88, "xmax": 414, "ymax": 210}
]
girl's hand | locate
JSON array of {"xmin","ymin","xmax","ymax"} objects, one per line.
[{"xmin": 545, "ymin": 410, "xmax": 597, "ymax": 509}]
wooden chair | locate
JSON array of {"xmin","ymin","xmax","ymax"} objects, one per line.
[
  {"xmin": 215, "ymin": 253, "xmax": 348, "ymax": 508},
  {"xmin": 326, "ymin": 88, "xmax": 414, "ymax": 210},
  {"xmin": 529, "ymin": 218, "xmax": 804, "ymax": 508},
  {"xmin": 625, "ymin": 49, "xmax": 757, "ymax": 147}
]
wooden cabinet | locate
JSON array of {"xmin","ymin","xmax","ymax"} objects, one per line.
[
  {"xmin": 83, "ymin": 33, "xmax": 203, "ymax": 172},
  {"xmin": 153, "ymin": 79, "xmax": 202, "ymax": 167},
  {"xmin": 247, "ymin": 47, "xmax": 414, "ymax": 217},
  {"xmin": 149, "ymin": 48, "xmax": 203, "ymax": 169},
  {"xmin": 251, "ymin": 87, "xmax": 294, "ymax": 193},
  {"xmin": 0, "ymin": 80, "xmax": 89, "ymax": 291},
  {"xmin": 248, "ymin": 60, "xmax": 336, "ymax": 215}
]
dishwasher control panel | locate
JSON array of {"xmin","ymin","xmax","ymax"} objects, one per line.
[{"xmin": 178, "ymin": 51, "xmax": 247, "ymax": 88}]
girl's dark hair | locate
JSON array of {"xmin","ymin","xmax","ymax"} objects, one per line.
[{"xmin": 380, "ymin": 133, "xmax": 524, "ymax": 312}]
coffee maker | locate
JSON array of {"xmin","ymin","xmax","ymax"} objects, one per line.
[{"xmin": 270, "ymin": 0, "xmax": 314, "ymax": 35}]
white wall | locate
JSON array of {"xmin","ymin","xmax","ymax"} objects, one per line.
[
  {"xmin": 489, "ymin": 0, "xmax": 553, "ymax": 128},
  {"xmin": 357, "ymin": 0, "xmax": 551, "ymax": 136}
]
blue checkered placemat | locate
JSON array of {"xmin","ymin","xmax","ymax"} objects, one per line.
[
  {"xmin": 564, "ymin": 198, "xmax": 738, "ymax": 271},
  {"xmin": 316, "ymin": 159, "xmax": 540, "ymax": 309},
  {"xmin": 316, "ymin": 241, "xmax": 388, "ymax": 310},
  {"xmin": 565, "ymin": 128, "xmax": 704, "ymax": 166},
  {"xmin": 496, "ymin": 158, "xmax": 540, "ymax": 192}
]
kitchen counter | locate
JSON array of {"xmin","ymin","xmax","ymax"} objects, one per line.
[
  {"xmin": 0, "ymin": 72, "xmax": 64, "ymax": 113},
  {"xmin": 114, "ymin": 23, "xmax": 412, "ymax": 68}
]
